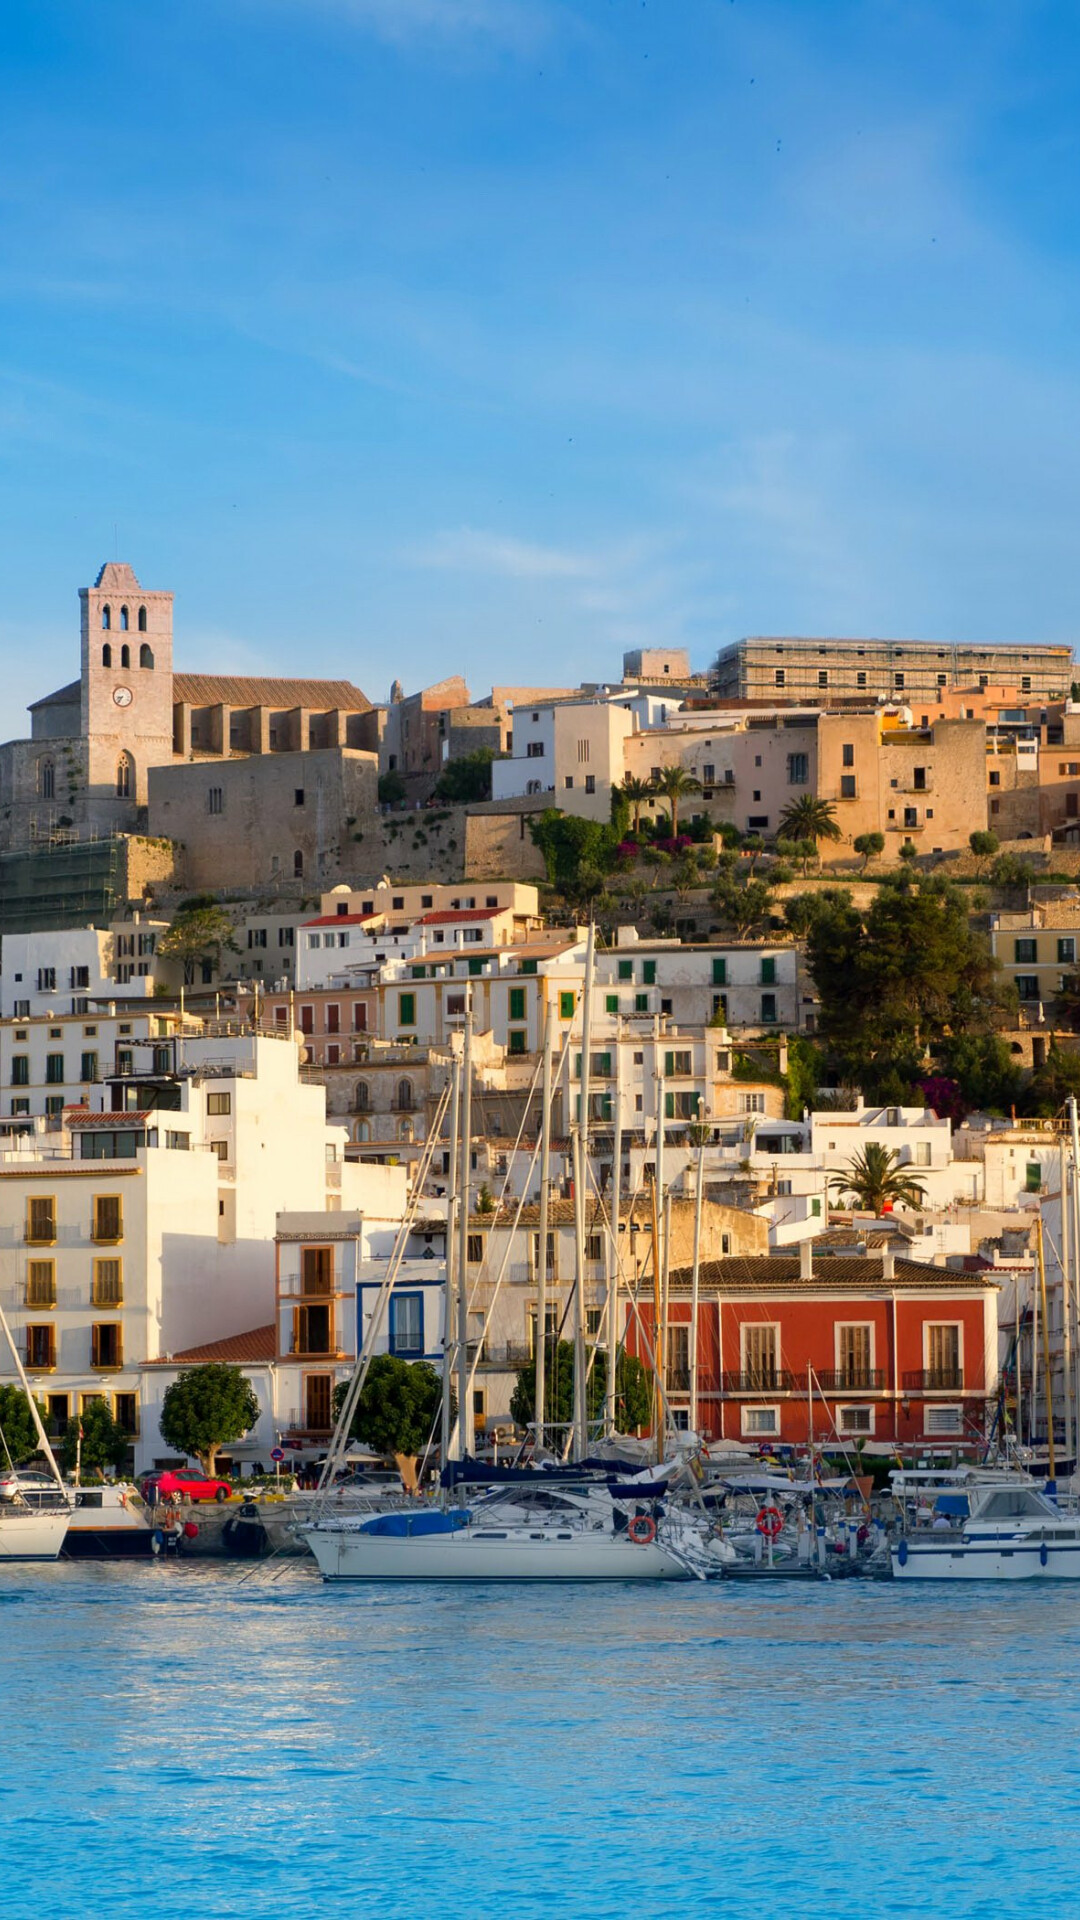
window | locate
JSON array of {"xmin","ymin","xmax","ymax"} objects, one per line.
[
  {"xmin": 295, "ymin": 789, "xmax": 305, "ymax": 808},
  {"xmin": 1026, "ymin": 1161, "xmax": 1042, "ymax": 1193},
  {"xmin": 856, "ymin": 671, "xmax": 866, "ymax": 689},
  {"xmin": 761, "ymin": 993, "xmax": 777, "ymax": 1023},
  {"xmin": 26, "ymin": 1324, "xmax": 56, "ymax": 1370},
  {"xmin": 10, "ymin": 1099, "xmax": 29, "ymax": 1116},
  {"xmin": 618, "ymin": 960, "xmax": 633, "ymax": 981},
  {"xmin": 210, "ymin": 1139, "xmax": 229, "ymax": 1162},
  {"xmin": 775, "ymin": 669, "xmax": 786, "ymax": 687},
  {"xmin": 1016, "ymin": 976, "xmax": 1039, "ymax": 1002},
  {"xmin": 398, "ymin": 992, "xmax": 416, "ymax": 1028},
  {"xmin": 1014, "ymin": 939, "xmax": 1037, "ymax": 964},
  {"xmin": 605, "ymin": 994, "xmax": 618, "ymax": 1014},
  {"xmin": 120, "ymin": 606, "xmax": 129, "ymax": 631},
  {"xmin": 396, "ymin": 1079, "xmax": 414, "ymax": 1110},
  {"xmin": 894, "ymin": 672, "xmax": 904, "ymax": 689},
  {"xmin": 912, "ymin": 766, "xmax": 927, "ymax": 791},
  {"xmin": 837, "ymin": 1324, "xmax": 872, "ymax": 1382},
  {"xmin": 817, "ymin": 670, "xmax": 828, "ymax": 688},
  {"xmin": 742, "ymin": 1406, "xmax": 779, "ymax": 1436},
  {"xmin": 564, "ymin": 776, "xmax": 574, "ymax": 790},
  {"xmin": 842, "ymin": 743, "xmax": 855, "ymax": 768},
  {"xmin": 665, "ymin": 1090, "xmax": 702, "ymax": 1120},
  {"xmin": 508, "ymin": 1029, "xmax": 527, "ymax": 1054},
  {"xmin": 988, "ymin": 769, "xmax": 1000, "ymax": 787},
  {"xmin": 139, "ymin": 644, "xmax": 154, "ymax": 669},
  {"xmin": 247, "ymin": 928, "xmax": 267, "ymax": 950},
  {"xmin": 663, "ymin": 1050, "xmax": 693, "ymax": 1077},
  {"xmin": 925, "ymin": 1406, "xmax": 963, "ymax": 1436},
  {"xmin": 787, "ymin": 753, "xmax": 808, "ymax": 785},
  {"xmin": 559, "ymin": 992, "xmax": 576, "ymax": 1019},
  {"xmin": 91, "ymin": 1324, "xmax": 123, "ymax": 1370},
  {"xmin": 741, "ymin": 1092, "xmax": 765, "ymax": 1114},
  {"xmin": 27, "ymin": 1197, "xmax": 56, "ymax": 1244},
  {"xmin": 702, "ymin": 764, "xmax": 715, "ymax": 786},
  {"xmin": 26, "ymin": 1261, "xmax": 55, "ymax": 1307},
  {"xmin": 11, "ymin": 1056, "xmax": 28, "ymax": 1086},
  {"xmin": 102, "ymin": 605, "xmax": 111, "ymax": 630},
  {"xmin": 1058, "ymin": 938, "xmax": 1076, "ymax": 965},
  {"xmin": 205, "ymin": 1092, "xmax": 232, "ymax": 1118},
  {"xmin": 37, "ymin": 967, "xmax": 56, "ymax": 992},
  {"xmin": 467, "ymin": 1235, "xmax": 484, "ymax": 1264},
  {"xmin": 635, "ymin": 992, "xmax": 649, "ymax": 1013},
  {"xmin": 299, "ymin": 1005, "xmax": 314, "ymax": 1035},
  {"xmin": 838, "ymin": 1406, "xmax": 873, "ymax": 1435},
  {"xmin": 293, "ymin": 851, "xmax": 304, "ymax": 878},
  {"xmin": 92, "ymin": 1195, "xmax": 123, "ymax": 1243},
  {"xmin": 926, "ymin": 1324, "xmax": 961, "ymax": 1384},
  {"xmin": 389, "ymin": 1294, "xmax": 423, "ymax": 1357},
  {"xmin": 710, "ymin": 956, "xmax": 727, "ymax": 987},
  {"xmin": 39, "ymin": 758, "xmax": 55, "ymax": 800},
  {"xmin": 903, "ymin": 807, "xmax": 918, "ymax": 829},
  {"xmin": 44, "ymin": 1096, "xmax": 63, "ymax": 1119},
  {"xmin": 92, "ymin": 1259, "xmax": 122, "ymax": 1307},
  {"xmin": 743, "ymin": 1323, "xmax": 778, "ymax": 1384},
  {"xmin": 642, "ymin": 961, "xmax": 656, "ymax": 985},
  {"xmin": 526, "ymin": 740, "xmax": 545, "ymax": 758},
  {"xmin": 840, "ymin": 775, "xmax": 856, "ymax": 799},
  {"xmin": 116, "ymin": 754, "xmax": 131, "ymax": 799}
]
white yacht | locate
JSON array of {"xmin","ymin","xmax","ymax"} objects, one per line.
[
  {"xmin": 889, "ymin": 1469, "xmax": 1080, "ymax": 1580},
  {"xmin": 304, "ymin": 1481, "xmax": 726, "ymax": 1582},
  {"xmin": 0, "ymin": 1500, "xmax": 70, "ymax": 1562}
]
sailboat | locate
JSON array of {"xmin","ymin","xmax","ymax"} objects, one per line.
[
  {"xmin": 0, "ymin": 1301, "xmax": 71, "ymax": 1562},
  {"xmin": 304, "ymin": 973, "xmax": 724, "ymax": 1583}
]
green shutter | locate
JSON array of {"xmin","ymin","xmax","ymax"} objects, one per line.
[
  {"xmin": 520, "ymin": 958, "xmax": 537, "ymax": 975},
  {"xmin": 642, "ymin": 960, "xmax": 656, "ymax": 985},
  {"xmin": 509, "ymin": 987, "xmax": 525, "ymax": 1021},
  {"xmin": 398, "ymin": 992, "xmax": 415, "ymax": 1027},
  {"xmin": 468, "ymin": 957, "xmax": 483, "ymax": 976},
  {"xmin": 712, "ymin": 956, "xmax": 727, "ymax": 986},
  {"xmin": 508, "ymin": 1029, "xmax": 527, "ymax": 1055},
  {"xmin": 601, "ymin": 1093, "xmax": 613, "ymax": 1122},
  {"xmin": 635, "ymin": 993, "xmax": 648, "ymax": 1013},
  {"xmin": 664, "ymin": 1051, "xmax": 675, "ymax": 1076},
  {"xmin": 574, "ymin": 1053, "xmax": 583, "ymax": 1078},
  {"xmin": 761, "ymin": 957, "xmax": 776, "ymax": 984},
  {"xmin": 560, "ymin": 991, "xmax": 575, "ymax": 1019},
  {"xmin": 618, "ymin": 959, "xmax": 633, "ymax": 981},
  {"xmin": 410, "ymin": 964, "xmax": 426, "ymax": 979},
  {"xmin": 605, "ymin": 994, "xmax": 618, "ymax": 1014},
  {"xmin": 664, "ymin": 1091, "xmax": 674, "ymax": 1119},
  {"xmin": 596, "ymin": 1052, "xmax": 611, "ymax": 1077}
]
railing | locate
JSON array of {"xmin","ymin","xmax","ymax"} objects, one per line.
[
  {"xmin": 816, "ymin": 1369, "xmax": 886, "ymax": 1391},
  {"xmin": 720, "ymin": 1370, "xmax": 796, "ymax": 1393},
  {"xmin": 665, "ymin": 1365, "xmax": 691, "ymax": 1392},
  {"xmin": 902, "ymin": 1369, "xmax": 965, "ymax": 1392}
]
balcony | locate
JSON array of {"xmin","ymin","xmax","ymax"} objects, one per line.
[
  {"xmin": 902, "ymin": 1369, "xmax": 965, "ymax": 1392},
  {"xmin": 720, "ymin": 1370, "xmax": 796, "ymax": 1394},
  {"xmin": 817, "ymin": 1369, "xmax": 886, "ymax": 1392},
  {"xmin": 665, "ymin": 1365, "xmax": 691, "ymax": 1393}
]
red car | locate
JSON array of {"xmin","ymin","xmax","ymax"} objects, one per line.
[{"xmin": 147, "ymin": 1468, "xmax": 233, "ymax": 1504}]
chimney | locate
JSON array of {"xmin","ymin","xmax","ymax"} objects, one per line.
[
  {"xmin": 882, "ymin": 1247, "xmax": 896, "ymax": 1280},
  {"xmin": 799, "ymin": 1237, "xmax": 813, "ymax": 1281}
]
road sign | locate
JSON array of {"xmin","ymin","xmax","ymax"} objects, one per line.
[{"xmin": 270, "ymin": 1447, "xmax": 285, "ymax": 1462}]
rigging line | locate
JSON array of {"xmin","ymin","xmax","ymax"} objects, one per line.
[{"xmin": 310, "ymin": 1077, "xmax": 452, "ymax": 1517}]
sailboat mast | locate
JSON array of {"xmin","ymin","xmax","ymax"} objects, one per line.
[
  {"xmin": 0, "ymin": 1300, "xmax": 65, "ymax": 1491},
  {"xmin": 653, "ymin": 1031, "xmax": 666, "ymax": 1464},
  {"xmin": 1061, "ymin": 1131, "xmax": 1073, "ymax": 1465},
  {"xmin": 1036, "ymin": 1213, "xmax": 1056, "ymax": 1478},
  {"xmin": 605, "ymin": 1023, "xmax": 622, "ymax": 1438},
  {"xmin": 456, "ymin": 1006, "xmax": 473, "ymax": 1460},
  {"xmin": 441, "ymin": 1053, "xmax": 461, "ymax": 1467},
  {"xmin": 572, "ymin": 922, "xmax": 596, "ymax": 1461},
  {"xmin": 1070, "ymin": 1098, "xmax": 1080, "ymax": 1456},
  {"xmin": 689, "ymin": 1108, "xmax": 704, "ymax": 1437},
  {"xmin": 534, "ymin": 999, "xmax": 555, "ymax": 1455}
]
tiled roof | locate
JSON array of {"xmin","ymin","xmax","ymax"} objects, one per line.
[
  {"xmin": 301, "ymin": 912, "xmax": 382, "ymax": 929},
  {"xmin": 148, "ymin": 1325, "xmax": 277, "ymax": 1366},
  {"xmin": 667, "ymin": 1255, "xmax": 999, "ymax": 1291},
  {"xmin": 173, "ymin": 673, "xmax": 371, "ymax": 711},
  {"xmin": 417, "ymin": 908, "xmax": 505, "ymax": 925},
  {"xmin": 67, "ymin": 1110, "xmax": 152, "ymax": 1127}
]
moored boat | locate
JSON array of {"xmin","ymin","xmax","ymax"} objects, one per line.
[
  {"xmin": 61, "ymin": 1484, "xmax": 155, "ymax": 1558},
  {"xmin": 889, "ymin": 1469, "xmax": 1080, "ymax": 1580}
]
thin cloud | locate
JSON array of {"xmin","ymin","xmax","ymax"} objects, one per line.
[{"xmin": 408, "ymin": 526, "xmax": 597, "ymax": 581}]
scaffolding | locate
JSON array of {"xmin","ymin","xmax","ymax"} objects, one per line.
[{"xmin": 0, "ymin": 834, "xmax": 126, "ymax": 935}]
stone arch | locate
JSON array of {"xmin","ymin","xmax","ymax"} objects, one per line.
[
  {"xmin": 120, "ymin": 643, "xmax": 131, "ymax": 669},
  {"xmin": 102, "ymin": 606, "xmax": 111, "ymax": 630},
  {"xmin": 120, "ymin": 606, "xmax": 129, "ymax": 631},
  {"xmin": 39, "ymin": 758, "xmax": 55, "ymax": 800},
  {"xmin": 139, "ymin": 643, "xmax": 154, "ymax": 669},
  {"xmin": 354, "ymin": 1079, "xmax": 370, "ymax": 1111},
  {"xmin": 116, "ymin": 752, "xmax": 132, "ymax": 799},
  {"xmin": 102, "ymin": 643, "xmax": 112, "ymax": 667},
  {"xmin": 137, "ymin": 606, "xmax": 147, "ymax": 632}
]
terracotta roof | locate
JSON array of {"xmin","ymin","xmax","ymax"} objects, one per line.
[
  {"xmin": 67, "ymin": 1110, "xmax": 152, "ymax": 1127},
  {"xmin": 666, "ymin": 1254, "xmax": 998, "ymax": 1291},
  {"xmin": 417, "ymin": 908, "xmax": 507, "ymax": 925},
  {"xmin": 173, "ymin": 673, "xmax": 370, "ymax": 711},
  {"xmin": 147, "ymin": 1325, "xmax": 276, "ymax": 1366},
  {"xmin": 301, "ymin": 912, "xmax": 382, "ymax": 929}
]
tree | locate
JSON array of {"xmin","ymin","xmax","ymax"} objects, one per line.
[
  {"xmin": 0, "ymin": 1385, "xmax": 47, "ymax": 1466},
  {"xmin": 829, "ymin": 1143, "xmax": 927, "ymax": 1214},
  {"xmin": 969, "ymin": 829, "xmax": 999, "ymax": 876},
  {"xmin": 936, "ymin": 1032, "xmax": 1022, "ymax": 1114},
  {"xmin": 652, "ymin": 764, "xmax": 702, "ymax": 839},
  {"xmin": 619, "ymin": 775, "xmax": 653, "ymax": 834},
  {"xmin": 60, "ymin": 1398, "xmax": 129, "ymax": 1478},
  {"xmin": 778, "ymin": 795, "xmax": 842, "ymax": 853},
  {"xmin": 990, "ymin": 852, "xmax": 1036, "ymax": 893},
  {"xmin": 158, "ymin": 901, "xmax": 237, "ymax": 986},
  {"xmin": 334, "ymin": 1355, "xmax": 442, "ymax": 1483},
  {"xmin": 510, "ymin": 1340, "xmax": 652, "ymax": 1435},
  {"xmin": 711, "ymin": 874, "xmax": 773, "ymax": 939},
  {"xmin": 853, "ymin": 831, "xmax": 885, "ymax": 871},
  {"xmin": 529, "ymin": 810, "xmax": 621, "ymax": 900},
  {"xmin": 434, "ymin": 748, "xmax": 494, "ymax": 805},
  {"xmin": 1056, "ymin": 973, "xmax": 1080, "ymax": 1034},
  {"xmin": 159, "ymin": 1363, "xmax": 260, "ymax": 1476},
  {"xmin": 378, "ymin": 770, "xmax": 407, "ymax": 807},
  {"xmin": 1022, "ymin": 1046, "xmax": 1080, "ymax": 1118},
  {"xmin": 672, "ymin": 852, "xmax": 702, "ymax": 900}
]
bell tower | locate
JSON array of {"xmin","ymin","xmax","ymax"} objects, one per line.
[{"xmin": 79, "ymin": 562, "xmax": 175, "ymax": 831}]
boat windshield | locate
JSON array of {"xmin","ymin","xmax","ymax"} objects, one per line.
[{"xmin": 975, "ymin": 1488, "xmax": 1057, "ymax": 1519}]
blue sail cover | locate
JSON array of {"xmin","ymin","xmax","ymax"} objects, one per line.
[
  {"xmin": 359, "ymin": 1509, "xmax": 471, "ymax": 1537},
  {"xmin": 441, "ymin": 1456, "xmax": 672, "ymax": 1491}
]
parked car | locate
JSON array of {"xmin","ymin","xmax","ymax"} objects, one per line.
[
  {"xmin": 0, "ymin": 1469, "xmax": 67, "ymax": 1509},
  {"xmin": 143, "ymin": 1468, "xmax": 234, "ymax": 1504}
]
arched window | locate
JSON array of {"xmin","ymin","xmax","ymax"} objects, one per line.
[
  {"xmin": 39, "ymin": 759, "xmax": 54, "ymax": 800},
  {"xmin": 137, "ymin": 606, "xmax": 147, "ymax": 632},
  {"xmin": 354, "ymin": 1080, "xmax": 370, "ymax": 1112},
  {"xmin": 120, "ymin": 607, "xmax": 129, "ymax": 631},
  {"xmin": 116, "ymin": 753, "xmax": 132, "ymax": 799},
  {"xmin": 354, "ymin": 1119, "xmax": 371, "ymax": 1143},
  {"xmin": 101, "ymin": 606, "xmax": 111, "ymax": 630},
  {"xmin": 398, "ymin": 1118, "xmax": 414, "ymax": 1142},
  {"xmin": 396, "ymin": 1077, "xmax": 413, "ymax": 1111},
  {"xmin": 120, "ymin": 644, "xmax": 130, "ymax": 669},
  {"xmin": 293, "ymin": 850, "xmax": 303, "ymax": 878},
  {"xmin": 102, "ymin": 643, "xmax": 112, "ymax": 667},
  {"xmin": 139, "ymin": 644, "xmax": 154, "ymax": 669}
]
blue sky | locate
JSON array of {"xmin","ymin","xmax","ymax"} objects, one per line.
[{"xmin": 1, "ymin": 0, "xmax": 1078, "ymax": 723}]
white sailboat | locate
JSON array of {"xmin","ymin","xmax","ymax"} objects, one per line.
[{"xmin": 0, "ymin": 1300, "xmax": 71, "ymax": 1562}]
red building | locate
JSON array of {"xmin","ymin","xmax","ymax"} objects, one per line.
[
  {"xmin": 262, "ymin": 984, "xmax": 376, "ymax": 1065},
  {"xmin": 626, "ymin": 1245, "xmax": 999, "ymax": 1455}
]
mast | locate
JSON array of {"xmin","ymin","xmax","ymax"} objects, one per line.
[
  {"xmin": 440, "ymin": 1052, "xmax": 461, "ymax": 1468},
  {"xmin": 0, "ymin": 1303, "xmax": 66, "ymax": 1495},
  {"xmin": 1061, "ymin": 1131, "xmax": 1073, "ymax": 1465},
  {"xmin": 653, "ymin": 1031, "xmax": 666, "ymax": 1463},
  {"xmin": 534, "ymin": 999, "xmax": 555, "ymax": 1456},
  {"xmin": 604, "ymin": 1023, "xmax": 622, "ymax": 1438},
  {"xmin": 1036, "ymin": 1213, "xmax": 1056, "ymax": 1478},
  {"xmin": 455, "ymin": 1005, "xmax": 473, "ymax": 1461},
  {"xmin": 1070, "ymin": 1097, "xmax": 1080, "ymax": 1461},
  {"xmin": 689, "ymin": 1102, "xmax": 705, "ymax": 1437},
  {"xmin": 572, "ymin": 922, "xmax": 596, "ymax": 1461}
]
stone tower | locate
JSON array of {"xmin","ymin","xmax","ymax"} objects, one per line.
[{"xmin": 78, "ymin": 562, "xmax": 175, "ymax": 831}]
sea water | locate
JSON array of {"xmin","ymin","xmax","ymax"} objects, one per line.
[{"xmin": 2, "ymin": 1562, "xmax": 1079, "ymax": 1919}]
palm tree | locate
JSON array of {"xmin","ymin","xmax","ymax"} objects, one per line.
[
  {"xmin": 652, "ymin": 764, "xmax": 702, "ymax": 839},
  {"xmin": 778, "ymin": 794, "xmax": 842, "ymax": 852},
  {"xmin": 829, "ymin": 1143, "xmax": 927, "ymax": 1214},
  {"xmin": 619, "ymin": 775, "xmax": 653, "ymax": 835}
]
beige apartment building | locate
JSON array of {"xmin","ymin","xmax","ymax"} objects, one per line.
[
  {"xmin": 989, "ymin": 904, "xmax": 1080, "ymax": 1014},
  {"xmin": 711, "ymin": 637, "xmax": 1073, "ymax": 706}
]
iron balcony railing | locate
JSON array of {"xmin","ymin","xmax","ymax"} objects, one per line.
[
  {"xmin": 720, "ymin": 1369, "xmax": 796, "ymax": 1394},
  {"xmin": 902, "ymin": 1368, "xmax": 965, "ymax": 1392},
  {"xmin": 816, "ymin": 1369, "xmax": 886, "ymax": 1391}
]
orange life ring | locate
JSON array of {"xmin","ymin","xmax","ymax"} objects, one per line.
[
  {"xmin": 628, "ymin": 1514, "xmax": 657, "ymax": 1546},
  {"xmin": 755, "ymin": 1505, "xmax": 783, "ymax": 1540}
]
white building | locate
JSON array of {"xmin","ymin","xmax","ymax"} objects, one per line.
[
  {"xmin": 0, "ymin": 1007, "xmax": 190, "ymax": 1125},
  {"xmin": 596, "ymin": 930, "xmax": 804, "ymax": 1034},
  {"xmin": 1, "ymin": 923, "xmax": 164, "ymax": 1018},
  {"xmin": 811, "ymin": 1104, "xmax": 981, "ymax": 1211}
]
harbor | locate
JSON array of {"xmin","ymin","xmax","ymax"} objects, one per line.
[{"xmin": 3, "ymin": 1558, "xmax": 1078, "ymax": 1920}]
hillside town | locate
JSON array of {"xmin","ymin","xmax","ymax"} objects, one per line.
[{"xmin": 1, "ymin": 561, "xmax": 1080, "ymax": 1487}]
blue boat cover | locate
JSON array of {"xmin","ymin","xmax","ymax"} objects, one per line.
[
  {"xmin": 359, "ymin": 1509, "xmax": 471, "ymax": 1537},
  {"xmin": 934, "ymin": 1493, "xmax": 971, "ymax": 1516}
]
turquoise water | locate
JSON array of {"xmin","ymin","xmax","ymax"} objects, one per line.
[{"xmin": 3, "ymin": 1562, "xmax": 1079, "ymax": 1919}]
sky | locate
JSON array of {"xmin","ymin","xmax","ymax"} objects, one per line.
[{"xmin": 1, "ymin": 0, "xmax": 1079, "ymax": 726}]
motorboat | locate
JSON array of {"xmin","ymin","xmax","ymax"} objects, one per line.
[
  {"xmin": 304, "ymin": 1480, "xmax": 729, "ymax": 1582},
  {"xmin": 62, "ymin": 1483, "xmax": 155, "ymax": 1558},
  {"xmin": 889, "ymin": 1469, "xmax": 1080, "ymax": 1580}
]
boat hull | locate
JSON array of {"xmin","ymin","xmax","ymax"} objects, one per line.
[
  {"xmin": 892, "ymin": 1538, "xmax": 1080, "ymax": 1580},
  {"xmin": 62, "ymin": 1525, "xmax": 155, "ymax": 1559},
  {"xmin": 305, "ymin": 1526, "xmax": 689, "ymax": 1581},
  {"xmin": 0, "ymin": 1508, "xmax": 69, "ymax": 1561}
]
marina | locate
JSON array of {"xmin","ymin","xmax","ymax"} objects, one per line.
[{"xmin": 4, "ymin": 1559, "xmax": 1080, "ymax": 1920}]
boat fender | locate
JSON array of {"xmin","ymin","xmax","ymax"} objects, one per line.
[
  {"xmin": 628, "ymin": 1514, "xmax": 657, "ymax": 1546},
  {"xmin": 1040, "ymin": 1542, "xmax": 1049, "ymax": 1568},
  {"xmin": 755, "ymin": 1506, "xmax": 783, "ymax": 1541},
  {"xmin": 897, "ymin": 1539, "xmax": 908, "ymax": 1567},
  {"xmin": 119, "ymin": 1491, "xmax": 127, "ymax": 1509},
  {"xmin": 152, "ymin": 1528, "xmax": 164, "ymax": 1555},
  {"xmin": 183, "ymin": 1521, "xmax": 199, "ymax": 1540}
]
